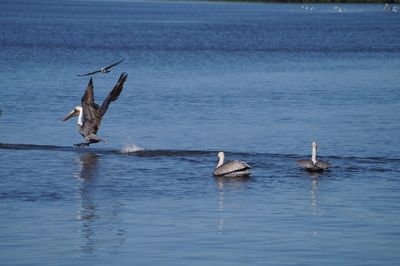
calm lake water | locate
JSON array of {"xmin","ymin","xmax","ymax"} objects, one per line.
[{"xmin": 1, "ymin": 0, "xmax": 400, "ymax": 265}]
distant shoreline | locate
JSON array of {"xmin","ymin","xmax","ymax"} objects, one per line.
[{"xmin": 173, "ymin": 0, "xmax": 399, "ymax": 3}]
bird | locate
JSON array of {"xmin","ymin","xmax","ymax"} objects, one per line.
[
  {"xmin": 297, "ymin": 141, "xmax": 331, "ymax": 172},
  {"xmin": 213, "ymin": 151, "xmax": 251, "ymax": 177},
  {"xmin": 77, "ymin": 59, "xmax": 125, "ymax": 77},
  {"xmin": 63, "ymin": 72, "xmax": 128, "ymax": 146}
]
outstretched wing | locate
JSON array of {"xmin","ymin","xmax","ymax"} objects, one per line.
[
  {"xmin": 81, "ymin": 78, "xmax": 101, "ymax": 134},
  {"xmin": 98, "ymin": 72, "xmax": 128, "ymax": 118},
  {"xmin": 104, "ymin": 58, "xmax": 125, "ymax": 71},
  {"xmin": 77, "ymin": 70, "xmax": 101, "ymax": 77}
]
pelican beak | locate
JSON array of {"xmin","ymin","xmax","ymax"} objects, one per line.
[{"xmin": 63, "ymin": 108, "xmax": 79, "ymax": 121}]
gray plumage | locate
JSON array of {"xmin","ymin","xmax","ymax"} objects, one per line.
[
  {"xmin": 213, "ymin": 152, "xmax": 251, "ymax": 177},
  {"xmin": 297, "ymin": 159, "xmax": 330, "ymax": 172}
]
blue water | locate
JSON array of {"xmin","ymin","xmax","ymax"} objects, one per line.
[{"xmin": 1, "ymin": 1, "xmax": 400, "ymax": 265}]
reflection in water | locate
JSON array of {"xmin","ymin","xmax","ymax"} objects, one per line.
[
  {"xmin": 74, "ymin": 152, "xmax": 125, "ymax": 254},
  {"xmin": 75, "ymin": 152, "xmax": 99, "ymax": 254},
  {"xmin": 310, "ymin": 176, "xmax": 318, "ymax": 214},
  {"xmin": 308, "ymin": 172, "xmax": 321, "ymax": 237},
  {"xmin": 215, "ymin": 176, "xmax": 250, "ymax": 234},
  {"xmin": 75, "ymin": 152, "xmax": 99, "ymax": 180}
]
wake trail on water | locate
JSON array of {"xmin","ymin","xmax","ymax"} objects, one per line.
[{"xmin": 0, "ymin": 143, "xmax": 399, "ymax": 166}]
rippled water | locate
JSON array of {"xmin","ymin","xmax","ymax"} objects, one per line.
[{"xmin": 1, "ymin": 1, "xmax": 400, "ymax": 265}]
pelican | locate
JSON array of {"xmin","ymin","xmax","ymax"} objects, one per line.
[
  {"xmin": 63, "ymin": 72, "xmax": 128, "ymax": 146},
  {"xmin": 213, "ymin": 151, "xmax": 251, "ymax": 177},
  {"xmin": 297, "ymin": 141, "xmax": 331, "ymax": 172},
  {"xmin": 77, "ymin": 59, "xmax": 125, "ymax": 77}
]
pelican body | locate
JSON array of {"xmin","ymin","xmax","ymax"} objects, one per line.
[
  {"xmin": 213, "ymin": 151, "xmax": 251, "ymax": 177},
  {"xmin": 297, "ymin": 141, "xmax": 330, "ymax": 172},
  {"xmin": 63, "ymin": 72, "xmax": 128, "ymax": 146}
]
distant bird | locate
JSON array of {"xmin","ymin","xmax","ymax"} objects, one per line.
[
  {"xmin": 77, "ymin": 59, "xmax": 125, "ymax": 77},
  {"xmin": 213, "ymin": 151, "xmax": 251, "ymax": 177},
  {"xmin": 63, "ymin": 72, "xmax": 128, "ymax": 146},
  {"xmin": 297, "ymin": 141, "xmax": 331, "ymax": 172}
]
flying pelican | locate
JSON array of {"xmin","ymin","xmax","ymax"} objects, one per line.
[
  {"xmin": 213, "ymin": 151, "xmax": 251, "ymax": 177},
  {"xmin": 77, "ymin": 59, "xmax": 125, "ymax": 77},
  {"xmin": 63, "ymin": 72, "xmax": 128, "ymax": 146},
  {"xmin": 297, "ymin": 141, "xmax": 331, "ymax": 172}
]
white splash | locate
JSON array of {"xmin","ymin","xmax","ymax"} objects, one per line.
[
  {"xmin": 119, "ymin": 132, "xmax": 144, "ymax": 153},
  {"xmin": 121, "ymin": 143, "xmax": 144, "ymax": 153}
]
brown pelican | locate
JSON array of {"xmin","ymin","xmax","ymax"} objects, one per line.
[
  {"xmin": 297, "ymin": 141, "xmax": 331, "ymax": 172},
  {"xmin": 63, "ymin": 72, "xmax": 128, "ymax": 146},
  {"xmin": 213, "ymin": 151, "xmax": 251, "ymax": 177},
  {"xmin": 77, "ymin": 59, "xmax": 125, "ymax": 77}
]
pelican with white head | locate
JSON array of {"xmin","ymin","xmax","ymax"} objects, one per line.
[
  {"xmin": 297, "ymin": 141, "xmax": 331, "ymax": 172},
  {"xmin": 213, "ymin": 151, "xmax": 251, "ymax": 177}
]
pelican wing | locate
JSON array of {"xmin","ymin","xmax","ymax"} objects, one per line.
[
  {"xmin": 297, "ymin": 159, "xmax": 330, "ymax": 171},
  {"xmin": 297, "ymin": 159, "xmax": 315, "ymax": 169},
  {"xmin": 214, "ymin": 160, "xmax": 250, "ymax": 176},
  {"xmin": 81, "ymin": 78, "xmax": 101, "ymax": 134},
  {"xmin": 98, "ymin": 72, "xmax": 128, "ymax": 118},
  {"xmin": 315, "ymin": 160, "xmax": 331, "ymax": 170},
  {"xmin": 77, "ymin": 70, "xmax": 101, "ymax": 77},
  {"xmin": 104, "ymin": 59, "xmax": 125, "ymax": 71}
]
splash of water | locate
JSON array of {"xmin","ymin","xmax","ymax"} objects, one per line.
[
  {"xmin": 121, "ymin": 143, "xmax": 144, "ymax": 153},
  {"xmin": 119, "ymin": 132, "xmax": 144, "ymax": 153}
]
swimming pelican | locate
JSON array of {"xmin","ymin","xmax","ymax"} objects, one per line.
[
  {"xmin": 297, "ymin": 141, "xmax": 331, "ymax": 172},
  {"xmin": 77, "ymin": 59, "xmax": 125, "ymax": 77},
  {"xmin": 63, "ymin": 72, "xmax": 128, "ymax": 146},
  {"xmin": 213, "ymin": 151, "xmax": 251, "ymax": 177}
]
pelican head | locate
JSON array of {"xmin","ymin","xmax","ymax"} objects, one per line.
[
  {"xmin": 312, "ymin": 141, "xmax": 318, "ymax": 149},
  {"xmin": 63, "ymin": 106, "xmax": 82, "ymax": 124}
]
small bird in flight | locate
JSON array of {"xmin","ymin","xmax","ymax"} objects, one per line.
[{"xmin": 77, "ymin": 59, "xmax": 125, "ymax": 77}]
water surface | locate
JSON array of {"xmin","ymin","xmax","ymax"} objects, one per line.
[{"xmin": 1, "ymin": 1, "xmax": 400, "ymax": 265}]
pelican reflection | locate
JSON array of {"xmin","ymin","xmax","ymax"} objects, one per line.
[
  {"xmin": 75, "ymin": 152, "xmax": 100, "ymax": 253},
  {"xmin": 74, "ymin": 152, "xmax": 125, "ymax": 254},
  {"xmin": 310, "ymin": 175, "xmax": 319, "ymax": 214},
  {"xmin": 76, "ymin": 152, "xmax": 99, "ymax": 180},
  {"xmin": 308, "ymin": 172, "xmax": 322, "ymax": 237},
  {"xmin": 215, "ymin": 175, "xmax": 250, "ymax": 234}
]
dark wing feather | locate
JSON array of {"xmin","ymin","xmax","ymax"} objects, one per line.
[
  {"xmin": 98, "ymin": 72, "xmax": 128, "ymax": 118},
  {"xmin": 77, "ymin": 70, "xmax": 101, "ymax": 77},
  {"xmin": 81, "ymin": 78, "xmax": 101, "ymax": 135},
  {"xmin": 104, "ymin": 59, "xmax": 125, "ymax": 71}
]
